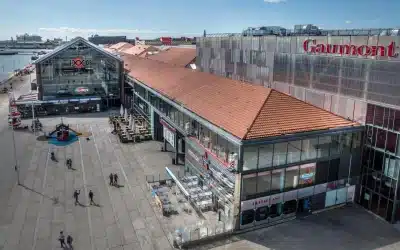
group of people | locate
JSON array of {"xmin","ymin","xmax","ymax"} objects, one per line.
[
  {"xmin": 58, "ymin": 231, "xmax": 73, "ymax": 249},
  {"xmin": 73, "ymin": 189, "xmax": 95, "ymax": 206},
  {"xmin": 109, "ymin": 173, "xmax": 119, "ymax": 187}
]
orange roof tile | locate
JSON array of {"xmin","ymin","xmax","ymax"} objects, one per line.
[
  {"xmin": 122, "ymin": 45, "xmax": 158, "ymax": 56},
  {"xmin": 244, "ymin": 91, "xmax": 359, "ymax": 139},
  {"xmin": 146, "ymin": 48, "xmax": 196, "ymax": 67},
  {"xmin": 109, "ymin": 42, "xmax": 129, "ymax": 50},
  {"xmin": 122, "ymin": 55, "xmax": 359, "ymax": 140}
]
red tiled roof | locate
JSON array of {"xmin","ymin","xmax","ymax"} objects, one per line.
[
  {"xmin": 122, "ymin": 45, "xmax": 158, "ymax": 56},
  {"xmin": 109, "ymin": 42, "xmax": 129, "ymax": 51},
  {"xmin": 145, "ymin": 48, "xmax": 196, "ymax": 67},
  {"xmin": 122, "ymin": 55, "xmax": 359, "ymax": 140}
]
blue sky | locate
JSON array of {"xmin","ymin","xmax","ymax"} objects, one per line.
[{"xmin": 0, "ymin": 0, "xmax": 399, "ymax": 40}]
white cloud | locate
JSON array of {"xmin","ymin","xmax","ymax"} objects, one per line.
[
  {"xmin": 345, "ymin": 20, "xmax": 352, "ymax": 24},
  {"xmin": 264, "ymin": 0, "xmax": 286, "ymax": 3}
]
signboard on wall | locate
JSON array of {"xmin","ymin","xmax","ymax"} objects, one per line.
[
  {"xmin": 163, "ymin": 125, "xmax": 175, "ymax": 148},
  {"xmin": 71, "ymin": 57, "xmax": 92, "ymax": 69},
  {"xmin": 303, "ymin": 39, "xmax": 398, "ymax": 57}
]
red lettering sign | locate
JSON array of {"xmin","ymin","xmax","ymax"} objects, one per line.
[{"xmin": 303, "ymin": 39, "xmax": 398, "ymax": 57}]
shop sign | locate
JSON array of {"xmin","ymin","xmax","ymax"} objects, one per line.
[
  {"xmin": 163, "ymin": 125, "xmax": 175, "ymax": 148},
  {"xmin": 303, "ymin": 39, "xmax": 398, "ymax": 57},
  {"xmin": 59, "ymin": 100, "xmax": 68, "ymax": 104},
  {"xmin": 71, "ymin": 57, "xmax": 92, "ymax": 69},
  {"xmin": 79, "ymin": 99, "xmax": 89, "ymax": 103},
  {"xmin": 270, "ymin": 193, "xmax": 283, "ymax": 205},
  {"xmin": 74, "ymin": 87, "xmax": 89, "ymax": 94},
  {"xmin": 254, "ymin": 196, "xmax": 270, "ymax": 207},
  {"xmin": 241, "ymin": 199, "xmax": 255, "ymax": 210}
]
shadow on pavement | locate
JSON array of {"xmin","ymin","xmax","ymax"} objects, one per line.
[
  {"xmin": 19, "ymin": 184, "xmax": 62, "ymax": 205},
  {"xmin": 191, "ymin": 205, "xmax": 400, "ymax": 250}
]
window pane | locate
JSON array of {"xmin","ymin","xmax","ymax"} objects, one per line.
[
  {"xmin": 257, "ymin": 171, "xmax": 271, "ymax": 195},
  {"xmin": 284, "ymin": 166, "xmax": 299, "ymax": 191},
  {"xmin": 386, "ymin": 132, "xmax": 397, "ymax": 154},
  {"xmin": 273, "ymin": 142, "xmax": 287, "ymax": 166},
  {"xmin": 318, "ymin": 136, "xmax": 331, "ymax": 158},
  {"xmin": 242, "ymin": 174, "xmax": 257, "ymax": 200},
  {"xmin": 287, "ymin": 141, "xmax": 301, "ymax": 164},
  {"xmin": 271, "ymin": 169, "xmax": 285, "ymax": 194},
  {"xmin": 301, "ymin": 138, "xmax": 318, "ymax": 160},
  {"xmin": 299, "ymin": 163, "xmax": 316, "ymax": 188},
  {"xmin": 328, "ymin": 159, "xmax": 340, "ymax": 182},
  {"xmin": 331, "ymin": 135, "xmax": 340, "ymax": 155},
  {"xmin": 243, "ymin": 147, "xmax": 258, "ymax": 171},
  {"xmin": 315, "ymin": 160, "xmax": 329, "ymax": 184},
  {"xmin": 258, "ymin": 145, "xmax": 273, "ymax": 169}
]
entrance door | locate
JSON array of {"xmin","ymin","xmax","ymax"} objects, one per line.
[
  {"xmin": 335, "ymin": 187, "xmax": 348, "ymax": 205},
  {"xmin": 297, "ymin": 197, "xmax": 312, "ymax": 216},
  {"xmin": 325, "ymin": 190, "xmax": 337, "ymax": 207}
]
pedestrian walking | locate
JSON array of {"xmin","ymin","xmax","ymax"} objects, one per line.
[
  {"xmin": 89, "ymin": 190, "xmax": 94, "ymax": 205},
  {"xmin": 73, "ymin": 190, "xmax": 80, "ymax": 205},
  {"xmin": 109, "ymin": 173, "xmax": 114, "ymax": 186},
  {"xmin": 67, "ymin": 235, "xmax": 73, "ymax": 248},
  {"xmin": 58, "ymin": 231, "xmax": 66, "ymax": 248},
  {"xmin": 113, "ymin": 173, "xmax": 119, "ymax": 187}
]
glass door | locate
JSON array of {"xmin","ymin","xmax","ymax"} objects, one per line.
[
  {"xmin": 335, "ymin": 187, "xmax": 348, "ymax": 205},
  {"xmin": 325, "ymin": 190, "xmax": 337, "ymax": 207}
]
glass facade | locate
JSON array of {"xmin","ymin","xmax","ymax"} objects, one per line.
[
  {"xmin": 132, "ymin": 81, "xmax": 240, "ymax": 168},
  {"xmin": 196, "ymin": 36, "xmax": 400, "ymax": 108},
  {"xmin": 360, "ymin": 103, "xmax": 400, "ymax": 223},
  {"xmin": 37, "ymin": 39, "xmax": 122, "ymax": 102}
]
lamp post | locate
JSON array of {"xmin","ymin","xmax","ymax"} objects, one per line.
[{"xmin": 9, "ymin": 82, "xmax": 20, "ymax": 185}]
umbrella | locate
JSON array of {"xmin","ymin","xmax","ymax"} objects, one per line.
[
  {"xmin": 124, "ymin": 108, "xmax": 128, "ymax": 120},
  {"xmin": 120, "ymin": 104, "xmax": 124, "ymax": 117}
]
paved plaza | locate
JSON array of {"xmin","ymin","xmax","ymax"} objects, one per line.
[
  {"xmin": 0, "ymin": 114, "xmax": 400, "ymax": 250},
  {"xmin": 0, "ymin": 116, "xmax": 178, "ymax": 250}
]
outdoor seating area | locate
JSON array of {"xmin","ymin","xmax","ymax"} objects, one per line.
[
  {"xmin": 108, "ymin": 105, "xmax": 152, "ymax": 143},
  {"xmin": 181, "ymin": 176, "xmax": 214, "ymax": 212}
]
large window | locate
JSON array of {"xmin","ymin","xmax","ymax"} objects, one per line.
[
  {"xmin": 258, "ymin": 145, "xmax": 273, "ymax": 169},
  {"xmin": 284, "ymin": 166, "xmax": 299, "ymax": 191},
  {"xmin": 39, "ymin": 41, "xmax": 121, "ymax": 100},
  {"xmin": 287, "ymin": 141, "xmax": 302, "ymax": 164},
  {"xmin": 270, "ymin": 169, "xmax": 285, "ymax": 194},
  {"xmin": 273, "ymin": 142, "xmax": 288, "ymax": 166},
  {"xmin": 299, "ymin": 163, "xmax": 316, "ymax": 188},
  {"xmin": 257, "ymin": 171, "xmax": 271, "ymax": 195},
  {"xmin": 243, "ymin": 146, "xmax": 258, "ymax": 171},
  {"xmin": 302, "ymin": 138, "xmax": 318, "ymax": 160},
  {"xmin": 241, "ymin": 174, "xmax": 257, "ymax": 200}
]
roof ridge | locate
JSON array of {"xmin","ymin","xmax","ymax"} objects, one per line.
[{"xmin": 243, "ymin": 88, "xmax": 273, "ymax": 139}]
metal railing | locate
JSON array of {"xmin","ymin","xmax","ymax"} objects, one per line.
[{"xmin": 170, "ymin": 220, "xmax": 234, "ymax": 248}]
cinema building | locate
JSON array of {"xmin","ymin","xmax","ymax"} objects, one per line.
[
  {"xmin": 196, "ymin": 32, "xmax": 400, "ymax": 223},
  {"xmin": 15, "ymin": 37, "xmax": 124, "ymax": 117},
  {"xmin": 122, "ymin": 54, "xmax": 363, "ymax": 230}
]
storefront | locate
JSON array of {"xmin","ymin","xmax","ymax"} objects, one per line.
[
  {"xmin": 34, "ymin": 36, "xmax": 123, "ymax": 113},
  {"xmin": 15, "ymin": 97, "xmax": 103, "ymax": 118},
  {"xmin": 122, "ymin": 53, "xmax": 363, "ymax": 231}
]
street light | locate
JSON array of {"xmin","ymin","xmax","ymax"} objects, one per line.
[{"xmin": 9, "ymin": 82, "xmax": 20, "ymax": 185}]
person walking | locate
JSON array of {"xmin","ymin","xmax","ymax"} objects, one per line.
[
  {"xmin": 73, "ymin": 190, "xmax": 80, "ymax": 205},
  {"xmin": 66, "ymin": 234, "xmax": 73, "ymax": 248},
  {"xmin": 113, "ymin": 173, "xmax": 119, "ymax": 187},
  {"xmin": 58, "ymin": 231, "xmax": 66, "ymax": 248},
  {"xmin": 109, "ymin": 173, "xmax": 114, "ymax": 186},
  {"xmin": 89, "ymin": 190, "xmax": 94, "ymax": 205}
]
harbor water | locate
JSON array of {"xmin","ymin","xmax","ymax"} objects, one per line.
[{"xmin": 0, "ymin": 52, "xmax": 36, "ymax": 83}]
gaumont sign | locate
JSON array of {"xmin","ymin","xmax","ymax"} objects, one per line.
[{"xmin": 303, "ymin": 39, "xmax": 398, "ymax": 57}]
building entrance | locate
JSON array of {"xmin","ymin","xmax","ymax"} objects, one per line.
[{"xmin": 297, "ymin": 197, "xmax": 312, "ymax": 216}]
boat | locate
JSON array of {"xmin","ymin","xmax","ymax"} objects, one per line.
[
  {"xmin": 38, "ymin": 51, "xmax": 47, "ymax": 55},
  {"xmin": 0, "ymin": 50, "xmax": 18, "ymax": 55},
  {"xmin": 31, "ymin": 55, "xmax": 39, "ymax": 60}
]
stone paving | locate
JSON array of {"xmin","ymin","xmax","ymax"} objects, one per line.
[
  {"xmin": 0, "ymin": 117, "xmax": 179, "ymax": 250},
  {"xmin": 1, "ymin": 115, "xmax": 400, "ymax": 250}
]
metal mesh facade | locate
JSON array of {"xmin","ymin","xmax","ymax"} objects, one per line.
[{"xmin": 196, "ymin": 36, "xmax": 400, "ymax": 122}]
